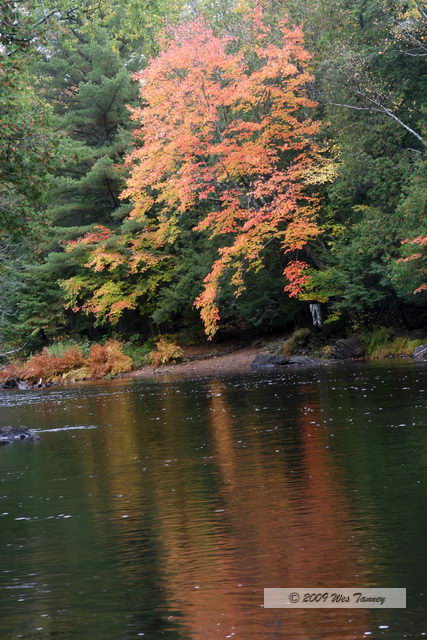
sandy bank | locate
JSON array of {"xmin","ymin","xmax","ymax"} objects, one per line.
[{"xmin": 125, "ymin": 345, "xmax": 261, "ymax": 380}]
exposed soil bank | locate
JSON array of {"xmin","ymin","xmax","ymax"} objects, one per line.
[{"xmin": 125, "ymin": 345, "xmax": 262, "ymax": 379}]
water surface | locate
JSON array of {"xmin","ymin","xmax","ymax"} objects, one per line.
[{"xmin": 0, "ymin": 361, "xmax": 426, "ymax": 639}]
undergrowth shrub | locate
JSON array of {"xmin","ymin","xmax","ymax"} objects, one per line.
[
  {"xmin": 0, "ymin": 362, "xmax": 21, "ymax": 384},
  {"xmin": 22, "ymin": 346, "xmax": 85, "ymax": 382},
  {"xmin": 47, "ymin": 339, "xmax": 92, "ymax": 358},
  {"xmin": 360, "ymin": 327, "xmax": 391, "ymax": 355},
  {"xmin": 360, "ymin": 327, "xmax": 423, "ymax": 359},
  {"xmin": 282, "ymin": 328, "xmax": 312, "ymax": 356},
  {"xmin": 0, "ymin": 340, "xmax": 132, "ymax": 384},
  {"xmin": 85, "ymin": 340, "xmax": 133, "ymax": 378},
  {"xmin": 151, "ymin": 337, "xmax": 183, "ymax": 367},
  {"xmin": 322, "ymin": 344, "xmax": 333, "ymax": 358},
  {"xmin": 369, "ymin": 336, "xmax": 423, "ymax": 359},
  {"xmin": 122, "ymin": 340, "xmax": 153, "ymax": 368}
]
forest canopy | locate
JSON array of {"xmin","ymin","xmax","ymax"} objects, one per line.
[{"xmin": 0, "ymin": 0, "xmax": 426, "ymax": 351}]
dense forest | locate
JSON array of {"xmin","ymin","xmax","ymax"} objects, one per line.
[{"xmin": 1, "ymin": 0, "xmax": 426, "ymax": 365}]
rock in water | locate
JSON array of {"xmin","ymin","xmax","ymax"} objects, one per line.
[
  {"xmin": 0, "ymin": 427, "xmax": 40, "ymax": 445},
  {"xmin": 251, "ymin": 353, "xmax": 290, "ymax": 369}
]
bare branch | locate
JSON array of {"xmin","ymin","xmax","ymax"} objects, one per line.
[
  {"xmin": 1, "ymin": 6, "xmax": 80, "ymax": 48},
  {"xmin": 330, "ymin": 102, "xmax": 383, "ymax": 112},
  {"xmin": 331, "ymin": 90, "xmax": 425, "ymax": 148},
  {"xmin": 0, "ymin": 343, "xmax": 28, "ymax": 359},
  {"xmin": 415, "ymin": 1, "xmax": 427, "ymax": 21},
  {"xmin": 397, "ymin": 50, "xmax": 427, "ymax": 57},
  {"xmin": 400, "ymin": 29, "xmax": 427, "ymax": 53},
  {"xmin": 355, "ymin": 90, "xmax": 426, "ymax": 146},
  {"xmin": 31, "ymin": 8, "xmax": 62, "ymax": 29}
]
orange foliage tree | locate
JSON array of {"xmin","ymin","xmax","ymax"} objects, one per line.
[
  {"xmin": 62, "ymin": 9, "xmax": 324, "ymax": 337},
  {"xmin": 121, "ymin": 8, "xmax": 323, "ymax": 337},
  {"xmin": 397, "ymin": 235, "xmax": 427, "ymax": 294}
]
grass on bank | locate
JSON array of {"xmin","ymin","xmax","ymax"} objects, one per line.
[
  {"xmin": 278, "ymin": 326, "xmax": 424, "ymax": 360},
  {"xmin": 360, "ymin": 327, "xmax": 424, "ymax": 359}
]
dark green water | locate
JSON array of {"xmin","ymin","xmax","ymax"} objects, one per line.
[{"xmin": 0, "ymin": 361, "xmax": 426, "ymax": 640}]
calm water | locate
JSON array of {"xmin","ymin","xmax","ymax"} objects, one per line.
[{"xmin": 0, "ymin": 361, "xmax": 426, "ymax": 640}]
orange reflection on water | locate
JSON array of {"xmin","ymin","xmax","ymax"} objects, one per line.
[
  {"xmin": 75, "ymin": 378, "xmax": 375, "ymax": 639},
  {"xmin": 153, "ymin": 380, "xmax": 373, "ymax": 639}
]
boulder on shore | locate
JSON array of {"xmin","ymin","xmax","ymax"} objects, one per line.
[
  {"xmin": 286, "ymin": 355, "xmax": 321, "ymax": 366},
  {"xmin": 251, "ymin": 353, "xmax": 323, "ymax": 370},
  {"xmin": 331, "ymin": 337, "xmax": 364, "ymax": 360},
  {"xmin": 0, "ymin": 426, "xmax": 40, "ymax": 445},
  {"xmin": 413, "ymin": 344, "xmax": 427, "ymax": 360},
  {"xmin": 251, "ymin": 353, "xmax": 290, "ymax": 369}
]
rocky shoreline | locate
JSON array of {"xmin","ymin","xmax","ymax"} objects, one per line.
[
  {"xmin": 125, "ymin": 336, "xmax": 427, "ymax": 381},
  {"xmin": 1, "ymin": 337, "xmax": 426, "ymax": 390}
]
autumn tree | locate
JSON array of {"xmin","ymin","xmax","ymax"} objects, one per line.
[
  {"xmin": 389, "ymin": 158, "xmax": 427, "ymax": 304},
  {"xmin": 116, "ymin": 10, "xmax": 323, "ymax": 337}
]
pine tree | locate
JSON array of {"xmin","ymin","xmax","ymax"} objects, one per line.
[
  {"xmin": 4, "ymin": 26, "xmax": 139, "ymax": 347},
  {"xmin": 38, "ymin": 28, "xmax": 138, "ymax": 230}
]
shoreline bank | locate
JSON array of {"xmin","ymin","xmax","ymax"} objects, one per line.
[
  {"xmin": 125, "ymin": 345, "xmax": 262, "ymax": 380},
  {"xmin": 1, "ymin": 335, "xmax": 425, "ymax": 390}
]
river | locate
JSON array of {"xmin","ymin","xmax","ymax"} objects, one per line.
[{"xmin": 0, "ymin": 361, "xmax": 426, "ymax": 639}]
